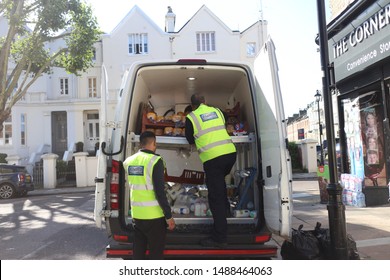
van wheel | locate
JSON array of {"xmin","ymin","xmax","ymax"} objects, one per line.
[{"xmin": 0, "ymin": 183, "xmax": 16, "ymax": 199}]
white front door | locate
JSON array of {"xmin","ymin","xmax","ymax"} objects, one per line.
[{"xmin": 85, "ymin": 112, "xmax": 100, "ymax": 153}]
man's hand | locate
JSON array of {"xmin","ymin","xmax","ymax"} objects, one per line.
[{"xmin": 166, "ymin": 218, "xmax": 176, "ymax": 230}]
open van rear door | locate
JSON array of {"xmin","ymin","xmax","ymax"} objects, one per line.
[
  {"xmin": 94, "ymin": 65, "xmax": 129, "ymax": 228},
  {"xmin": 94, "ymin": 65, "xmax": 109, "ymax": 228},
  {"xmin": 254, "ymin": 37, "xmax": 292, "ymax": 238}
]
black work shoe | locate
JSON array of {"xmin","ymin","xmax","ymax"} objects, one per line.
[{"xmin": 200, "ymin": 238, "xmax": 227, "ymax": 248}]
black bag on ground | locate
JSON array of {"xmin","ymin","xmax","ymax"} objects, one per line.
[
  {"xmin": 281, "ymin": 223, "xmax": 360, "ymax": 260},
  {"xmin": 281, "ymin": 224, "xmax": 322, "ymax": 260},
  {"xmin": 313, "ymin": 222, "xmax": 360, "ymax": 260},
  {"xmin": 313, "ymin": 222, "xmax": 332, "ymax": 259}
]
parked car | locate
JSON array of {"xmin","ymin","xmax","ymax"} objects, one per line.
[
  {"xmin": 0, "ymin": 164, "xmax": 34, "ymax": 199},
  {"xmin": 317, "ymin": 143, "xmax": 341, "ymax": 168}
]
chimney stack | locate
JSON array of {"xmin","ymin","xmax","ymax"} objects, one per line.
[{"xmin": 165, "ymin": 6, "xmax": 176, "ymax": 33}]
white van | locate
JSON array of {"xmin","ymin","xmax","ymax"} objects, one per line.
[{"xmin": 94, "ymin": 38, "xmax": 293, "ymax": 259}]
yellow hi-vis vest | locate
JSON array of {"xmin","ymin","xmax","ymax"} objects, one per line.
[
  {"xmin": 123, "ymin": 151, "xmax": 164, "ymax": 219},
  {"xmin": 187, "ymin": 104, "xmax": 236, "ymax": 163}
]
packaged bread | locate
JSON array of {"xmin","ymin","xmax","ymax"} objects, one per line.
[
  {"xmin": 173, "ymin": 128, "xmax": 182, "ymax": 136},
  {"xmin": 172, "ymin": 114, "xmax": 182, "ymax": 123},
  {"xmin": 164, "ymin": 127, "xmax": 174, "ymax": 135},
  {"xmin": 181, "ymin": 128, "xmax": 185, "ymax": 136},
  {"xmin": 156, "ymin": 116, "xmax": 164, "ymax": 122},
  {"xmin": 165, "ymin": 115, "xmax": 173, "ymax": 122},
  {"xmin": 155, "ymin": 128, "xmax": 163, "ymax": 136},
  {"xmin": 145, "ymin": 128, "xmax": 155, "ymax": 133},
  {"xmin": 226, "ymin": 124, "xmax": 235, "ymax": 135},
  {"xmin": 146, "ymin": 112, "xmax": 157, "ymax": 122}
]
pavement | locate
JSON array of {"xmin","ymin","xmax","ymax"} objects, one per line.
[
  {"xmin": 29, "ymin": 172, "xmax": 390, "ymax": 260},
  {"xmin": 29, "ymin": 185, "xmax": 96, "ymax": 197},
  {"xmin": 271, "ymin": 172, "xmax": 390, "ymax": 260}
]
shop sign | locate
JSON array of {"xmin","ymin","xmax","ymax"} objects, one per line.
[
  {"xmin": 298, "ymin": 128, "xmax": 304, "ymax": 140},
  {"xmin": 329, "ymin": 2, "xmax": 390, "ymax": 81}
]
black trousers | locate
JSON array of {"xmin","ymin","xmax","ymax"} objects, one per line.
[
  {"xmin": 203, "ymin": 152, "xmax": 237, "ymax": 243},
  {"xmin": 133, "ymin": 217, "xmax": 167, "ymax": 260}
]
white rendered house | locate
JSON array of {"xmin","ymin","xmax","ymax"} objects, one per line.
[{"xmin": 0, "ymin": 5, "xmax": 267, "ymax": 166}]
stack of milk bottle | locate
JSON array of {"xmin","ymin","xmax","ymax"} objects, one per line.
[
  {"xmin": 166, "ymin": 183, "xmax": 210, "ymax": 216},
  {"xmin": 340, "ymin": 173, "xmax": 366, "ymax": 207}
]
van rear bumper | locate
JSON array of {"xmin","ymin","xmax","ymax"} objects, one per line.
[{"xmin": 106, "ymin": 243, "xmax": 277, "ymax": 259}]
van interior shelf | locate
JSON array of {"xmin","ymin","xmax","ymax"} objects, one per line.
[{"xmin": 129, "ymin": 132, "xmax": 255, "ymax": 144}]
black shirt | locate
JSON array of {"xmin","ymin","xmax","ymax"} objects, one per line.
[{"xmin": 185, "ymin": 118, "xmax": 195, "ymax": 144}]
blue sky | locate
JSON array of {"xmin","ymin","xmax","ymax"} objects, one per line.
[{"xmin": 88, "ymin": 0, "xmax": 330, "ymax": 117}]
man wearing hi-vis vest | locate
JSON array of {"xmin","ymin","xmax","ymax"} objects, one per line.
[
  {"xmin": 185, "ymin": 94, "xmax": 237, "ymax": 248},
  {"xmin": 123, "ymin": 131, "xmax": 175, "ymax": 259}
]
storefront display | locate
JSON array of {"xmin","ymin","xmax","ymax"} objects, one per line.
[
  {"xmin": 329, "ymin": 0, "xmax": 390, "ymax": 206},
  {"xmin": 359, "ymin": 93, "xmax": 386, "ymax": 187}
]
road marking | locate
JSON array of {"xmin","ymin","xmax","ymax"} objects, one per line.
[
  {"xmin": 356, "ymin": 237, "xmax": 390, "ymax": 248},
  {"xmin": 21, "ymin": 241, "xmax": 54, "ymax": 260}
]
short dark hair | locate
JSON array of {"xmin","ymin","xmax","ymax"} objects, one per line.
[
  {"xmin": 140, "ymin": 131, "xmax": 156, "ymax": 147},
  {"xmin": 190, "ymin": 94, "xmax": 205, "ymax": 107},
  {"xmin": 184, "ymin": 105, "xmax": 192, "ymax": 114}
]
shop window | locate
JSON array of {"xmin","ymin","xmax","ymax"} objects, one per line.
[{"xmin": 342, "ymin": 91, "xmax": 386, "ymax": 187}]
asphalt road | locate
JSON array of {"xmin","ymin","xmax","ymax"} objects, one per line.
[{"xmin": 0, "ymin": 191, "xmax": 109, "ymax": 260}]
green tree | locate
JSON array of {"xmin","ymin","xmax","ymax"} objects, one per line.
[{"xmin": 0, "ymin": 0, "xmax": 101, "ymax": 131}]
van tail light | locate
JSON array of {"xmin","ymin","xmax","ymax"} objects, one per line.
[
  {"xmin": 113, "ymin": 235, "xmax": 128, "ymax": 242},
  {"xmin": 110, "ymin": 160, "xmax": 120, "ymax": 210},
  {"xmin": 255, "ymin": 234, "xmax": 272, "ymax": 243},
  {"xmin": 176, "ymin": 59, "xmax": 207, "ymax": 65}
]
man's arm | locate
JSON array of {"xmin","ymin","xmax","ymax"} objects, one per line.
[
  {"xmin": 152, "ymin": 158, "xmax": 173, "ymax": 220},
  {"xmin": 185, "ymin": 118, "xmax": 195, "ymax": 144}
]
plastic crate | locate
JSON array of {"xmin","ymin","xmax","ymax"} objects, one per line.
[{"xmin": 165, "ymin": 169, "xmax": 205, "ymax": 184}]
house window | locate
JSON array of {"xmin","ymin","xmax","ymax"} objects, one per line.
[
  {"xmin": 0, "ymin": 115, "xmax": 12, "ymax": 145},
  {"xmin": 196, "ymin": 32, "xmax": 216, "ymax": 52},
  {"xmin": 128, "ymin": 33, "xmax": 148, "ymax": 55},
  {"xmin": 21, "ymin": 114, "xmax": 26, "ymax": 145},
  {"xmin": 60, "ymin": 78, "xmax": 69, "ymax": 95},
  {"xmin": 247, "ymin": 42, "xmax": 256, "ymax": 57},
  {"xmin": 88, "ymin": 77, "xmax": 97, "ymax": 98},
  {"xmin": 92, "ymin": 48, "xmax": 96, "ymax": 61}
]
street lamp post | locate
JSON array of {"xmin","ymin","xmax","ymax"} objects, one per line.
[
  {"xmin": 315, "ymin": 90, "xmax": 324, "ymax": 165},
  {"xmin": 316, "ymin": 0, "xmax": 348, "ymax": 259}
]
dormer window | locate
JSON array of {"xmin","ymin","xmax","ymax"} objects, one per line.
[
  {"xmin": 196, "ymin": 32, "xmax": 216, "ymax": 53},
  {"xmin": 128, "ymin": 33, "xmax": 148, "ymax": 55}
]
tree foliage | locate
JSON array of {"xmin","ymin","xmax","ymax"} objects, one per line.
[
  {"xmin": 288, "ymin": 141, "xmax": 303, "ymax": 170},
  {"xmin": 0, "ymin": 0, "xmax": 102, "ymax": 130}
]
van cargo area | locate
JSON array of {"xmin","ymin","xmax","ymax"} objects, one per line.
[{"xmin": 96, "ymin": 46, "xmax": 292, "ymax": 259}]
